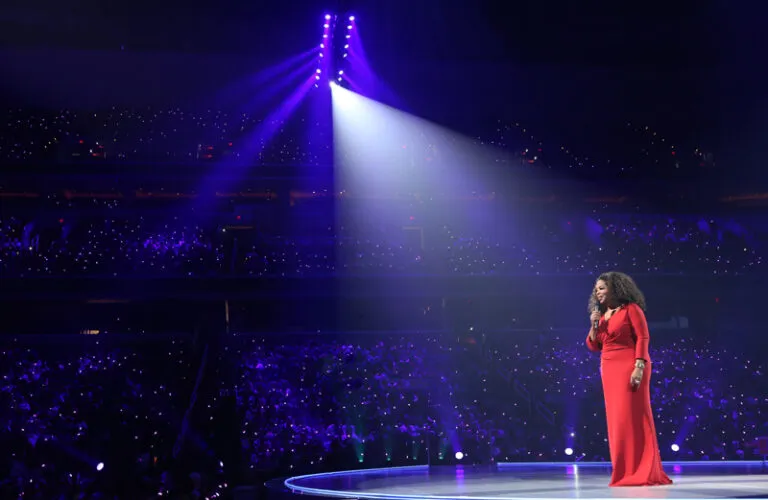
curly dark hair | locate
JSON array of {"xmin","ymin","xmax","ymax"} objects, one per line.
[{"xmin": 588, "ymin": 271, "xmax": 646, "ymax": 313}]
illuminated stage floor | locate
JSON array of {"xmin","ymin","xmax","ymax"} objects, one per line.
[{"xmin": 281, "ymin": 462, "xmax": 768, "ymax": 500}]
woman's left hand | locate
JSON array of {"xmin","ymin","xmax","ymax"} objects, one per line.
[{"xmin": 630, "ymin": 367, "xmax": 644, "ymax": 389}]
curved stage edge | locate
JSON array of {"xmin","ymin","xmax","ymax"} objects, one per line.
[{"xmin": 278, "ymin": 461, "xmax": 768, "ymax": 500}]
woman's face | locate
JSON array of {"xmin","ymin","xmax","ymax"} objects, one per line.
[{"xmin": 595, "ymin": 279, "xmax": 611, "ymax": 306}]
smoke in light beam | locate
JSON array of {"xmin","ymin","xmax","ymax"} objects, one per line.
[
  {"xmin": 193, "ymin": 74, "xmax": 317, "ymax": 215},
  {"xmin": 340, "ymin": 20, "xmax": 402, "ymax": 108},
  {"xmin": 225, "ymin": 74, "xmax": 316, "ymax": 169},
  {"xmin": 330, "ymin": 83, "xmax": 512, "ymax": 196},
  {"xmin": 214, "ymin": 48, "xmax": 317, "ymax": 107},
  {"xmin": 237, "ymin": 59, "xmax": 317, "ymax": 111}
]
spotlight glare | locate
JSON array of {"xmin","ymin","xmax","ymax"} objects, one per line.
[
  {"xmin": 343, "ymin": 53, "xmax": 348, "ymax": 58},
  {"xmin": 96, "ymin": 462, "xmax": 104, "ymax": 471},
  {"xmin": 349, "ymin": 16, "xmax": 355, "ymax": 21},
  {"xmin": 316, "ymin": 68, "xmax": 322, "ymax": 73},
  {"xmin": 344, "ymin": 44, "xmax": 349, "ymax": 49},
  {"xmin": 325, "ymin": 14, "xmax": 331, "ymax": 20},
  {"xmin": 320, "ymin": 43, "xmax": 325, "ymax": 48},
  {"xmin": 455, "ymin": 451, "xmax": 464, "ymax": 460},
  {"xmin": 671, "ymin": 444, "xmax": 680, "ymax": 452},
  {"xmin": 338, "ymin": 70, "xmax": 344, "ymax": 75},
  {"xmin": 347, "ymin": 25, "xmax": 352, "ymax": 29},
  {"xmin": 337, "ymin": 77, "xmax": 342, "ymax": 81},
  {"xmin": 564, "ymin": 448, "xmax": 574, "ymax": 456},
  {"xmin": 345, "ymin": 35, "xmax": 351, "ymax": 39},
  {"xmin": 319, "ymin": 53, "xmax": 324, "ymax": 57},
  {"xmin": 315, "ymin": 75, "xmax": 320, "ymax": 80}
]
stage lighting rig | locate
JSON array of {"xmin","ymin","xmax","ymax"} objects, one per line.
[
  {"xmin": 333, "ymin": 15, "xmax": 355, "ymax": 88},
  {"xmin": 313, "ymin": 13, "xmax": 356, "ymax": 89},
  {"xmin": 315, "ymin": 14, "xmax": 335, "ymax": 88}
]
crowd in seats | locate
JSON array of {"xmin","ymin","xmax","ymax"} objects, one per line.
[
  {"xmin": 488, "ymin": 120, "xmax": 714, "ymax": 176},
  {"xmin": 232, "ymin": 332, "xmax": 767, "ymax": 475},
  {"xmin": 0, "ymin": 337, "xmax": 224, "ymax": 499},
  {"xmin": 487, "ymin": 333, "xmax": 767, "ymax": 461},
  {"xmin": 1, "ymin": 211, "xmax": 765, "ymax": 277},
  {"xmin": 0, "ymin": 107, "xmax": 333, "ymax": 167},
  {"xmin": 0, "ymin": 108, "xmax": 714, "ymax": 180},
  {"xmin": 0, "ymin": 216, "xmax": 225, "ymax": 277},
  {"xmin": 0, "ymin": 330, "xmax": 763, "ymax": 496},
  {"xmin": 234, "ymin": 335, "xmax": 515, "ymax": 473},
  {"xmin": 0, "ymin": 104, "xmax": 760, "ymax": 499}
]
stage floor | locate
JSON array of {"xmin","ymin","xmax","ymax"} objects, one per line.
[{"xmin": 282, "ymin": 462, "xmax": 768, "ymax": 500}]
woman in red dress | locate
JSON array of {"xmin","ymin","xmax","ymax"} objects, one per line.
[{"xmin": 586, "ymin": 271, "xmax": 672, "ymax": 487}]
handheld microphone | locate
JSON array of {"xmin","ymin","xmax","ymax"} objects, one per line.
[{"xmin": 593, "ymin": 305, "xmax": 600, "ymax": 330}]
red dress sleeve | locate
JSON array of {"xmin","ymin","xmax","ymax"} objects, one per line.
[
  {"xmin": 586, "ymin": 332, "xmax": 602, "ymax": 351},
  {"xmin": 627, "ymin": 303, "xmax": 650, "ymax": 361}
]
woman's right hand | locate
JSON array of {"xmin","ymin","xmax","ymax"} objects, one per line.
[{"xmin": 589, "ymin": 310, "xmax": 601, "ymax": 328}]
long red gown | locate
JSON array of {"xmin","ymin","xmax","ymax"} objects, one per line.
[{"xmin": 586, "ymin": 302, "xmax": 672, "ymax": 487}]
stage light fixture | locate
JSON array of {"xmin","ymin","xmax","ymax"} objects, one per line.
[
  {"xmin": 671, "ymin": 444, "xmax": 680, "ymax": 452},
  {"xmin": 564, "ymin": 448, "xmax": 574, "ymax": 456},
  {"xmin": 455, "ymin": 451, "xmax": 464, "ymax": 460},
  {"xmin": 349, "ymin": 15, "xmax": 355, "ymax": 21},
  {"xmin": 96, "ymin": 462, "xmax": 105, "ymax": 471},
  {"xmin": 315, "ymin": 14, "xmax": 332, "ymax": 89}
]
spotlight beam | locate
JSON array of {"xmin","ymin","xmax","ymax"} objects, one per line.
[
  {"xmin": 214, "ymin": 48, "xmax": 317, "ymax": 106},
  {"xmin": 331, "ymin": 85, "xmax": 511, "ymax": 197},
  {"xmin": 192, "ymin": 75, "xmax": 316, "ymax": 218}
]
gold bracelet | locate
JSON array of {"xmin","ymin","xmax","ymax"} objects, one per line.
[{"xmin": 634, "ymin": 360, "xmax": 646, "ymax": 369}]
